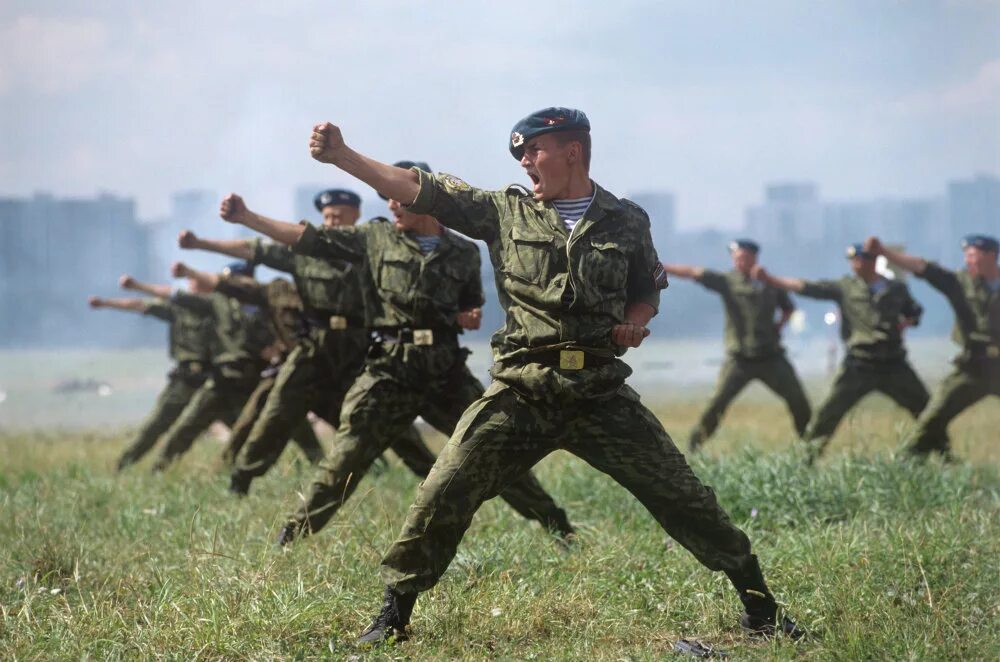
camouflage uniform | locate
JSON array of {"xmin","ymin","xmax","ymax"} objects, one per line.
[
  {"xmin": 908, "ymin": 263, "xmax": 1000, "ymax": 456},
  {"xmin": 378, "ymin": 170, "xmax": 760, "ymax": 596},
  {"xmin": 798, "ymin": 276, "xmax": 929, "ymax": 457},
  {"xmin": 688, "ymin": 270, "xmax": 810, "ymax": 450},
  {"xmin": 152, "ymin": 291, "xmax": 272, "ymax": 469},
  {"xmin": 283, "ymin": 217, "xmax": 573, "ymax": 539},
  {"xmin": 117, "ymin": 299, "xmax": 212, "ymax": 470},
  {"xmin": 231, "ymin": 240, "xmax": 434, "ymax": 489},
  {"xmin": 214, "ymin": 275, "xmax": 323, "ymax": 466}
]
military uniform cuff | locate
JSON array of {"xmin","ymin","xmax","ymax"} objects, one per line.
[
  {"xmin": 631, "ymin": 293, "xmax": 660, "ymax": 315},
  {"xmin": 407, "ymin": 168, "xmax": 437, "ymax": 215},
  {"xmin": 294, "ymin": 221, "xmax": 320, "ymax": 256},
  {"xmin": 247, "ymin": 237, "xmax": 264, "ymax": 265}
]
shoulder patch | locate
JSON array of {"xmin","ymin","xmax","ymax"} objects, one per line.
[
  {"xmin": 440, "ymin": 173, "xmax": 470, "ymax": 191},
  {"xmin": 653, "ymin": 263, "xmax": 669, "ymax": 290}
]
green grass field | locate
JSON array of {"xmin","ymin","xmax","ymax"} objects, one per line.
[{"xmin": 2, "ymin": 395, "xmax": 998, "ymax": 660}]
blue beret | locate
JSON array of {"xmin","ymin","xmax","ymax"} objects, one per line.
[
  {"xmin": 961, "ymin": 234, "xmax": 999, "ymax": 253},
  {"xmin": 845, "ymin": 243, "xmax": 874, "ymax": 259},
  {"xmin": 379, "ymin": 161, "xmax": 431, "ymax": 200},
  {"xmin": 224, "ymin": 261, "xmax": 255, "ymax": 278},
  {"xmin": 314, "ymin": 188, "xmax": 361, "ymax": 212},
  {"xmin": 728, "ymin": 239, "xmax": 760, "ymax": 254},
  {"xmin": 509, "ymin": 107, "xmax": 590, "ymax": 160}
]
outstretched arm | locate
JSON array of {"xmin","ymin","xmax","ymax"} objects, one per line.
[
  {"xmin": 219, "ymin": 194, "xmax": 304, "ymax": 246},
  {"xmin": 88, "ymin": 296, "xmax": 148, "ymax": 313},
  {"xmin": 120, "ymin": 274, "xmax": 172, "ymax": 299},
  {"xmin": 752, "ymin": 265, "xmax": 806, "ymax": 293},
  {"xmin": 864, "ymin": 236, "xmax": 928, "ymax": 276},
  {"xmin": 661, "ymin": 264, "xmax": 705, "ymax": 280},
  {"xmin": 178, "ymin": 230, "xmax": 253, "ymax": 261},
  {"xmin": 171, "ymin": 262, "xmax": 219, "ymax": 292},
  {"xmin": 310, "ymin": 122, "xmax": 420, "ymax": 204}
]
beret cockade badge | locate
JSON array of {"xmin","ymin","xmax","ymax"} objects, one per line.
[{"xmin": 511, "ymin": 132, "xmax": 524, "ymax": 148}]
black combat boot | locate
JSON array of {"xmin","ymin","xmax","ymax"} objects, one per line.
[
  {"xmin": 725, "ymin": 555, "xmax": 804, "ymax": 640},
  {"xmin": 356, "ymin": 586, "xmax": 417, "ymax": 647},
  {"xmin": 228, "ymin": 472, "xmax": 251, "ymax": 497}
]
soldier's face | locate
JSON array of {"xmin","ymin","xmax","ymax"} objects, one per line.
[
  {"xmin": 321, "ymin": 204, "xmax": 360, "ymax": 228},
  {"xmin": 731, "ymin": 249, "xmax": 757, "ymax": 274},
  {"xmin": 519, "ymin": 134, "xmax": 575, "ymax": 200},
  {"xmin": 850, "ymin": 256, "xmax": 876, "ymax": 278},
  {"xmin": 387, "ymin": 198, "xmax": 420, "ymax": 231},
  {"xmin": 964, "ymin": 246, "xmax": 996, "ymax": 278}
]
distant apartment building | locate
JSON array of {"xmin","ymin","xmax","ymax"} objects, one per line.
[
  {"xmin": 628, "ymin": 191, "xmax": 676, "ymax": 249},
  {"xmin": 947, "ymin": 173, "xmax": 1000, "ymax": 248},
  {"xmin": 0, "ymin": 192, "xmax": 153, "ymax": 346}
]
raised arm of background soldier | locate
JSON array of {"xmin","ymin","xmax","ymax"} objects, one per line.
[
  {"xmin": 661, "ymin": 264, "xmax": 705, "ymax": 280},
  {"xmin": 864, "ymin": 236, "xmax": 928, "ymax": 276},
  {"xmin": 167, "ymin": 262, "xmax": 217, "ymax": 316},
  {"xmin": 119, "ymin": 274, "xmax": 173, "ymax": 299},
  {"xmin": 178, "ymin": 229, "xmax": 253, "ymax": 261},
  {"xmin": 171, "ymin": 262, "xmax": 220, "ymax": 292},
  {"xmin": 309, "ymin": 122, "xmax": 420, "ymax": 204},
  {"xmin": 751, "ymin": 265, "xmax": 806, "ymax": 293},
  {"xmin": 219, "ymin": 193, "xmax": 305, "ymax": 246},
  {"xmin": 88, "ymin": 296, "xmax": 148, "ymax": 313}
]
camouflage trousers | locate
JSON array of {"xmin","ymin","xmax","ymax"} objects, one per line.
[
  {"xmin": 907, "ymin": 360, "xmax": 1000, "ymax": 457},
  {"xmin": 117, "ymin": 372, "xmax": 205, "ymax": 470},
  {"xmin": 221, "ymin": 371, "xmax": 324, "ymax": 467},
  {"xmin": 232, "ymin": 330, "xmax": 438, "ymax": 487},
  {"xmin": 805, "ymin": 356, "xmax": 929, "ymax": 458},
  {"xmin": 689, "ymin": 354, "xmax": 811, "ymax": 450},
  {"xmin": 153, "ymin": 372, "xmax": 260, "ymax": 470},
  {"xmin": 380, "ymin": 381, "xmax": 754, "ymax": 594},
  {"xmin": 287, "ymin": 342, "xmax": 572, "ymax": 538}
]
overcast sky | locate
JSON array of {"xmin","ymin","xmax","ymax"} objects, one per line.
[{"xmin": 2, "ymin": 0, "xmax": 998, "ymax": 229}]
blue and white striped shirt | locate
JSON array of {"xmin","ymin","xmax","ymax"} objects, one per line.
[{"xmin": 552, "ymin": 195, "xmax": 594, "ymax": 233}]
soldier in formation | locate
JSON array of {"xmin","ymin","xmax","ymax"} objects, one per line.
[
  {"xmin": 663, "ymin": 240, "xmax": 811, "ymax": 451},
  {"xmin": 287, "ymin": 108, "xmax": 802, "ymax": 645},
  {"xmin": 754, "ymin": 244, "xmax": 928, "ymax": 463},
  {"xmin": 88, "ymin": 274, "xmax": 213, "ymax": 470}
]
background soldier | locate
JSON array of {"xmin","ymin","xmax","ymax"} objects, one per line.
[
  {"xmin": 219, "ymin": 162, "xmax": 575, "ymax": 545},
  {"xmin": 867, "ymin": 235, "xmax": 1000, "ymax": 459},
  {"xmin": 88, "ymin": 274, "xmax": 213, "ymax": 470},
  {"xmin": 755, "ymin": 244, "xmax": 928, "ymax": 463},
  {"xmin": 179, "ymin": 191, "xmax": 436, "ymax": 497},
  {"xmin": 663, "ymin": 240, "xmax": 810, "ymax": 452},
  {"xmin": 150, "ymin": 261, "xmax": 273, "ymax": 471},
  {"xmin": 172, "ymin": 260, "xmax": 325, "ymax": 470},
  {"xmin": 294, "ymin": 110, "xmax": 801, "ymax": 644}
]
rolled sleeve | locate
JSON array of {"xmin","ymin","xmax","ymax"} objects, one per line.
[
  {"xmin": 142, "ymin": 299, "xmax": 175, "ymax": 322},
  {"xmin": 252, "ymin": 238, "xmax": 296, "ymax": 273},
  {"xmin": 799, "ymin": 280, "xmax": 842, "ymax": 301},
  {"xmin": 294, "ymin": 222, "xmax": 366, "ymax": 262},
  {"xmin": 695, "ymin": 269, "xmax": 727, "ymax": 294}
]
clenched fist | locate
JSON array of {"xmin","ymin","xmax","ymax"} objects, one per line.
[
  {"xmin": 863, "ymin": 236, "xmax": 882, "ymax": 256},
  {"xmin": 611, "ymin": 322, "xmax": 650, "ymax": 348},
  {"xmin": 178, "ymin": 230, "xmax": 198, "ymax": 249},
  {"xmin": 220, "ymin": 193, "xmax": 248, "ymax": 224},
  {"xmin": 309, "ymin": 122, "xmax": 346, "ymax": 164},
  {"xmin": 119, "ymin": 274, "xmax": 136, "ymax": 289},
  {"xmin": 88, "ymin": 296, "xmax": 103, "ymax": 309},
  {"xmin": 170, "ymin": 261, "xmax": 189, "ymax": 279},
  {"xmin": 457, "ymin": 308, "xmax": 483, "ymax": 331}
]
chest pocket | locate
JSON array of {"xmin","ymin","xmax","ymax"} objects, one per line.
[
  {"xmin": 297, "ymin": 259, "xmax": 353, "ymax": 308},
  {"xmin": 379, "ymin": 252, "xmax": 416, "ymax": 295},
  {"xmin": 581, "ymin": 240, "xmax": 628, "ymax": 292},
  {"xmin": 505, "ymin": 226, "xmax": 556, "ymax": 285}
]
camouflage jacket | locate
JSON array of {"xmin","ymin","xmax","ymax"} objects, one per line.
[
  {"xmin": 920, "ymin": 263, "xmax": 1000, "ymax": 362},
  {"xmin": 800, "ymin": 275, "xmax": 922, "ymax": 362},
  {"xmin": 172, "ymin": 291, "xmax": 272, "ymax": 378},
  {"xmin": 697, "ymin": 269, "xmax": 794, "ymax": 359},
  {"xmin": 249, "ymin": 238, "xmax": 367, "ymax": 329},
  {"xmin": 405, "ymin": 169, "xmax": 665, "ymax": 401},
  {"xmin": 143, "ymin": 298, "xmax": 213, "ymax": 365},
  {"xmin": 215, "ymin": 274, "xmax": 304, "ymax": 356},
  {"xmin": 295, "ymin": 219, "xmax": 484, "ymax": 332}
]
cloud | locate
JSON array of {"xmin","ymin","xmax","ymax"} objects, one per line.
[{"xmin": 0, "ymin": 15, "xmax": 111, "ymax": 95}]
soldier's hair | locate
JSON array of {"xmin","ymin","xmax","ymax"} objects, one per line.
[{"xmin": 553, "ymin": 130, "xmax": 592, "ymax": 171}]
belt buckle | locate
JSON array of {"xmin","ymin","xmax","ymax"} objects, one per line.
[
  {"xmin": 413, "ymin": 329, "xmax": 434, "ymax": 346},
  {"xmin": 988, "ymin": 346, "xmax": 999, "ymax": 358},
  {"xmin": 329, "ymin": 315, "xmax": 347, "ymax": 330},
  {"xmin": 559, "ymin": 350, "xmax": 585, "ymax": 370}
]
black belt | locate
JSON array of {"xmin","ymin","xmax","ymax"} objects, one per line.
[
  {"xmin": 529, "ymin": 349, "xmax": 616, "ymax": 370},
  {"xmin": 375, "ymin": 327, "xmax": 458, "ymax": 346}
]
